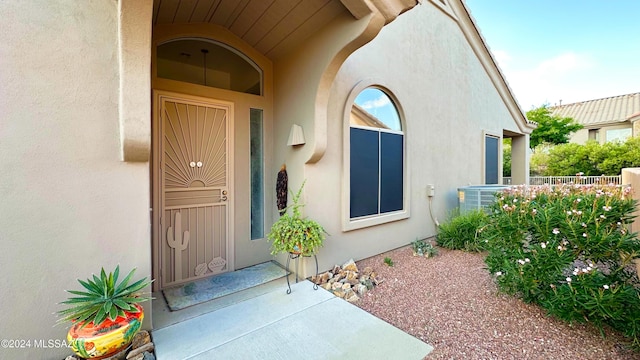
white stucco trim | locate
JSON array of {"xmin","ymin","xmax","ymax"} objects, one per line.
[
  {"xmin": 342, "ymin": 79, "xmax": 410, "ymax": 231},
  {"xmin": 428, "ymin": 0, "xmax": 458, "ymax": 21},
  {"xmin": 118, "ymin": 0, "xmax": 153, "ymax": 162}
]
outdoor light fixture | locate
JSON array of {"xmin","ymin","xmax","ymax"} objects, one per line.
[{"xmin": 287, "ymin": 124, "xmax": 305, "ymax": 146}]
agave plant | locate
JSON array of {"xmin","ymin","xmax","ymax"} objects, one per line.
[{"xmin": 57, "ymin": 265, "xmax": 152, "ymax": 327}]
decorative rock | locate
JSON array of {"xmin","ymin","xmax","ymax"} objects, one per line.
[
  {"xmin": 345, "ymin": 292, "xmax": 360, "ymax": 303},
  {"xmin": 354, "ymin": 283, "xmax": 368, "ymax": 296},
  {"xmin": 345, "ymin": 271, "xmax": 359, "ymax": 285},
  {"xmin": 319, "ymin": 272, "xmax": 331, "ymax": 284},
  {"xmin": 66, "ymin": 356, "xmax": 80, "ymax": 360},
  {"xmin": 342, "ymin": 259, "xmax": 358, "ymax": 273},
  {"xmin": 101, "ymin": 347, "xmax": 129, "ymax": 360},
  {"xmin": 131, "ymin": 330, "xmax": 151, "ymax": 349},
  {"xmin": 126, "ymin": 343, "xmax": 154, "ymax": 360},
  {"xmin": 319, "ymin": 259, "xmax": 381, "ymax": 304},
  {"xmin": 129, "ymin": 354, "xmax": 145, "ymax": 360},
  {"xmin": 129, "ymin": 352, "xmax": 155, "ymax": 360}
]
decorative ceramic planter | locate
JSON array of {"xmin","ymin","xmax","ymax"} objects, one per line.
[{"xmin": 67, "ymin": 304, "xmax": 143, "ymax": 359}]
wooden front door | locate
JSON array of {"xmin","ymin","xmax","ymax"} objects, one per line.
[{"xmin": 154, "ymin": 92, "xmax": 233, "ymax": 289}]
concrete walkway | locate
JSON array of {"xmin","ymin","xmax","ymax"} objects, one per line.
[{"xmin": 152, "ymin": 280, "xmax": 433, "ymax": 359}]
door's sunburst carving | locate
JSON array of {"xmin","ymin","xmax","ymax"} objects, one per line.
[{"xmin": 163, "ymin": 101, "xmax": 227, "ymax": 188}]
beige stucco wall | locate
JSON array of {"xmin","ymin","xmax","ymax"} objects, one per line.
[
  {"xmin": 570, "ymin": 128, "xmax": 591, "ymax": 144},
  {"xmin": 570, "ymin": 123, "xmax": 633, "ymax": 144},
  {"xmin": 302, "ymin": 2, "xmax": 524, "ymax": 271},
  {"xmin": 0, "ymin": 1, "xmax": 151, "ymax": 358}
]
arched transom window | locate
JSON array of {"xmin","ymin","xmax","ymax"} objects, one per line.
[{"xmin": 157, "ymin": 38, "xmax": 262, "ymax": 95}]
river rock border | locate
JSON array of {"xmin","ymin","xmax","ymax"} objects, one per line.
[{"xmin": 311, "ymin": 259, "xmax": 382, "ymax": 303}]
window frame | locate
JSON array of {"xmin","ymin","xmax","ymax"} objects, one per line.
[{"xmin": 342, "ymin": 81, "xmax": 410, "ymax": 231}]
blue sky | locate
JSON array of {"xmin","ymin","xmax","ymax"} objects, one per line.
[{"xmin": 465, "ymin": 0, "xmax": 640, "ymax": 110}]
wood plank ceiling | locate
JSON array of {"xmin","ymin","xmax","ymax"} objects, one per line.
[{"xmin": 153, "ymin": 0, "xmax": 349, "ymax": 59}]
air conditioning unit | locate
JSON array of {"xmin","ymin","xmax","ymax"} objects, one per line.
[{"xmin": 458, "ymin": 185, "xmax": 510, "ymax": 214}]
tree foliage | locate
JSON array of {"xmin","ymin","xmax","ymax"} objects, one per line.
[
  {"xmin": 503, "ymin": 139, "xmax": 511, "ymax": 176},
  {"xmin": 527, "ymin": 105, "xmax": 583, "ymax": 148},
  {"xmin": 531, "ymin": 137, "xmax": 640, "ymax": 176}
]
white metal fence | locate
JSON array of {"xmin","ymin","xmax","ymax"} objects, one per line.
[{"xmin": 503, "ymin": 176, "xmax": 622, "ymax": 185}]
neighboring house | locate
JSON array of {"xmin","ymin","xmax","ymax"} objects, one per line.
[
  {"xmin": 1, "ymin": 0, "xmax": 535, "ymax": 357},
  {"xmin": 550, "ymin": 92, "xmax": 640, "ymax": 144}
]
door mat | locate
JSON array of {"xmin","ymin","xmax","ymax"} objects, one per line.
[{"xmin": 162, "ymin": 261, "xmax": 288, "ymax": 311}]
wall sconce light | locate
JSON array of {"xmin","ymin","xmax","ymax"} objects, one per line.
[{"xmin": 287, "ymin": 124, "xmax": 305, "ymax": 146}]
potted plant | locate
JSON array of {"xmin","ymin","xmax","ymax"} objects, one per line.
[
  {"xmin": 57, "ymin": 265, "xmax": 152, "ymax": 359},
  {"xmin": 267, "ymin": 181, "xmax": 327, "ymax": 257}
]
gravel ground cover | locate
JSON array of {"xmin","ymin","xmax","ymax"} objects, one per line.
[{"xmin": 355, "ymin": 245, "xmax": 639, "ymax": 360}]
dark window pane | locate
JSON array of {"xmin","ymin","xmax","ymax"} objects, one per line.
[
  {"xmin": 350, "ymin": 128, "xmax": 379, "ymax": 217},
  {"xmin": 250, "ymin": 109, "xmax": 264, "ymax": 239},
  {"xmin": 380, "ymin": 132, "xmax": 403, "ymax": 213},
  {"xmin": 485, "ymin": 136, "xmax": 499, "ymax": 184}
]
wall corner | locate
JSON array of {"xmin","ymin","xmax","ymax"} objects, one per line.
[{"xmin": 118, "ymin": 0, "xmax": 153, "ymax": 162}]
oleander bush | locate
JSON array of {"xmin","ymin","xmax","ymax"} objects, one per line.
[
  {"xmin": 436, "ymin": 209, "xmax": 489, "ymax": 252},
  {"xmin": 483, "ymin": 183, "xmax": 640, "ymax": 349}
]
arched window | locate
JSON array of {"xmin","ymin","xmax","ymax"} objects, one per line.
[
  {"xmin": 349, "ymin": 87, "xmax": 404, "ymax": 219},
  {"xmin": 157, "ymin": 38, "xmax": 262, "ymax": 95}
]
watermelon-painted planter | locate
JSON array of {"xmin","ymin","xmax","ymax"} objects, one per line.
[{"xmin": 67, "ymin": 304, "xmax": 144, "ymax": 359}]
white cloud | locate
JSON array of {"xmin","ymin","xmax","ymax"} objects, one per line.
[
  {"xmin": 491, "ymin": 49, "xmax": 512, "ymax": 66},
  {"xmin": 360, "ymin": 95, "xmax": 391, "ymax": 110},
  {"xmin": 535, "ymin": 52, "xmax": 593, "ymax": 74},
  {"xmin": 493, "ymin": 51, "xmax": 604, "ymax": 109}
]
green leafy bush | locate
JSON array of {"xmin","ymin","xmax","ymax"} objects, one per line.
[
  {"xmin": 532, "ymin": 137, "xmax": 640, "ymax": 176},
  {"xmin": 483, "ymin": 183, "xmax": 640, "ymax": 348},
  {"xmin": 436, "ymin": 209, "xmax": 488, "ymax": 252}
]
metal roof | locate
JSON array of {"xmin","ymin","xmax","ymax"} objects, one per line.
[{"xmin": 549, "ymin": 92, "xmax": 640, "ymax": 127}]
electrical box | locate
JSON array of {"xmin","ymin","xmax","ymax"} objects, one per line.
[{"xmin": 427, "ymin": 184, "xmax": 435, "ymax": 197}]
